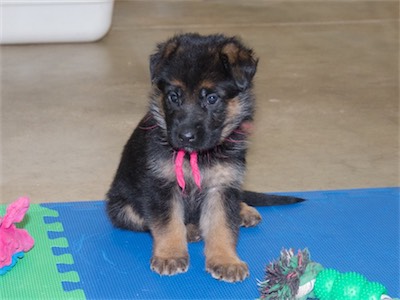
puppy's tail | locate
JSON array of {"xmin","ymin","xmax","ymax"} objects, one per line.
[{"xmin": 242, "ymin": 190, "xmax": 305, "ymax": 206}]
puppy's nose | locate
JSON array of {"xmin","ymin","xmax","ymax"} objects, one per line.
[{"xmin": 178, "ymin": 129, "xmax": 196, "ymax": 143}]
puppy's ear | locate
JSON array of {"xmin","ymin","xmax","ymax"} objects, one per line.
[
  {"xmin": 220, "ymin": 41, "xmax": 258, "ymax": 91},
  {"xmin": 150, "ymin": 38, "xmax": 179, "ymax": 83}
]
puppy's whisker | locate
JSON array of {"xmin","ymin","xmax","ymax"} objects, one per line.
[
  {"xmin": 233, "ymin": 129, "xmax": 246, "ymax": 135},
  {"xmin": 138, "ymin": 124, "xmax": 158, "ymax": 131},
  {"xmin": 225, "ymin": 138, "xmax": 244, "ymax": 143}
]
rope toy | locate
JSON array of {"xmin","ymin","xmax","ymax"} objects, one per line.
[{"xmin": 258, "ymin": 248, "xmax": 399, "ymax": 300}]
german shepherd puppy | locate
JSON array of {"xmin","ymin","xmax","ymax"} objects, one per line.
[{"xmin": 107, "ymin": 33, "xmax": 303, "ymax": 282}]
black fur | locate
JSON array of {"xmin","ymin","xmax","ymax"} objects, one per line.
[
  {"xmin": 242, "ymin": 191, "xmax": 305, "ymax": 207},
  {"xmin": 106, "ymin": 33, "xmax": 304, "ymax": 282}
]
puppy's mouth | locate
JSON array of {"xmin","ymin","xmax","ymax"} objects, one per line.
[
  {"xmin": 169, "ymin": 136, "xmax": 220, "ymax": 153},
  {"xmin": 177, "ymin": 146, "xmax": 195, "ymax": 153},
  {"xmin": 170, "ymin": 142, "xmax": 204, "ymax": 153}
]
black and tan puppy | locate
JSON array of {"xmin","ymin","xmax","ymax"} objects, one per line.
[{"xmin": 107, "ymin": 33, "xmax": 303, "ymax": 282}]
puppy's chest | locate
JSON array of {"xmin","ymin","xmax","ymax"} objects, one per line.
[{"xmin": 148, "ymin": 154, "xmax": 244, "ymax": 191}]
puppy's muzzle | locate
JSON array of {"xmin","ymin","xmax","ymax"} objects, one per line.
[
  {"xmin": 173, "ymin": 123, "xmax": 204, "ymax": 150},
  {"xmin": 178, "ymin": 127, "xmax": 197, "ymax": 144}
]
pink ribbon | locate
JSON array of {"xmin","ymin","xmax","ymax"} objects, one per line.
[{"xmin": 175, "ymin": 150, "xmax": 201, "ymax": 191}]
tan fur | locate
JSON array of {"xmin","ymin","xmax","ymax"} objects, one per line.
[
  {"xmin": 163, "ymin": 41, "xmax": 179, "ymax": 59},
  {"xmin": 239, "ymin": 202, "xmax": 262, "ymax": 227},
  {"xmin": 151, "ymin": 220, "xmax": 187, "ymax": 258},
  {"xmin": 226, "ymin": 97, "xmax": 241, "ymax": 121},
  {"xmin": 199, "ymin": 80, "xmax": 215, "ymax": 90},
  {"xmin": 222, "ymin": 42, "xmax": 252, "ymax": 64},
  {"xmin": 200, "ymin": 190, "xmax": 249, "ymax": 282},
  {"xmin": 221, "ymin": 42, "xmax": 256, "ymax": 90},
  {"xmin": 202, "ymin": 162, "xmax": 244, "ymax": 188},
  {"xmin": 220, "ymin": 97, "xmax": 243, "ymax": 141},
  {"xmin": 122, "ymin": 205, "xmax": 147, "ymax": 229},
  {"xmin": 150, "ymin": 192, "xmax": 188, "ymax": 275},
  {"xmin": 147, "ymin": 156, "xmax": 175, "ymax": 182},
  {"xmin": 150, "ymin": 89, "xmax": 167, "ymax": 130},
  {"xmin": 222, "ymin": 43, "xmax": 240, "ymax": 64},
  {"xmin": 186, "ymin": 223, "xmax": 201, "ymax": 242},
  {"xmin": 200, "ymin": 191, "xmax": 236, "ymax": 256},
  {"xmin": 170, "ymin": 79, "xmax": 185, "ymax": 89},
  {"xmin": 148, "ymin": 154, "xmax": 201, "ymax": 187},
  {"xmin": 147, "ymin": 155, "xmax": 244, "ymax": 189}
]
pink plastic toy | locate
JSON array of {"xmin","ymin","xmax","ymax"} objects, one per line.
[{"xmin": 0, "ymin": 197, "xmax": 35, "ymax": 275}]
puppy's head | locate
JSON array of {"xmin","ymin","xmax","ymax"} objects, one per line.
[{"xmin": 149, "ymin": 33, "xmax": 258, "ymax": 152}]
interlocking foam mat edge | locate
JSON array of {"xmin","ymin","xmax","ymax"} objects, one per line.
[{"xmin": 1, "ymin": 187, "xmax": 399, "ymax": 299}]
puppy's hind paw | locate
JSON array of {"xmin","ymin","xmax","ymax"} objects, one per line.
[
  {"xmin": 240, "ymin": 204, "xmax": 262, "ymax": 227},
  {"xmin": 186, "ymin": 223, "xmax": 202, "ymax": 242}
]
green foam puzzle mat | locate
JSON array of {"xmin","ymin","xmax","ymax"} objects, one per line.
[{"xmin": 0, "ymin": 204, "xmax": 85, "ymax": 300}]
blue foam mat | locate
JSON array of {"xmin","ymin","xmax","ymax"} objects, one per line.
[{"xmin": 43, "ymin": 187, "xmax": 400, "ymax": 299}]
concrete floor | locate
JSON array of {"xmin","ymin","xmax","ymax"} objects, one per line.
[{"xmin": 1, "ymin": 0, "xmax": 399, "ymax": 204}]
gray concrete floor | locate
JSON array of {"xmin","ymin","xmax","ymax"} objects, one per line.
[{"xmin": 1, "ymin": 0, "xmax": 399, "ymax": 204}]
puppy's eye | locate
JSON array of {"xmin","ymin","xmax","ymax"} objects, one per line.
[
  {"xmin": 206, "ymin": 93, "xmax": 219, "ymax": 105},
  {"xmin": 167, "ymin": 91, "xmax": 179, "ymax": 104}
]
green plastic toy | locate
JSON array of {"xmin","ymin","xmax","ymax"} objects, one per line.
[{"xmin": 258, "ymin": 248, "xmax": 399, "ymax": 300}]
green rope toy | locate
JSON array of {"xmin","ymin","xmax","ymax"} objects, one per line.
[{"xmin": 258, "ymin": 248, "xmax": 399, "ymax": 300}]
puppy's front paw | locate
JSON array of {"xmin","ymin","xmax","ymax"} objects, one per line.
[
  {"xmin": 150, "ymin": 255, "xmax": 189, "ymax": 275},
  {"xmin": 206, "ymin": 259, "xmax": 249, "ymax": 282}
]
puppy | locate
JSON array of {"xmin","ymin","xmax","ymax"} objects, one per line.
[{"xmin": 106, "ymin": 33, "xmax": 303, "ymax": 282}]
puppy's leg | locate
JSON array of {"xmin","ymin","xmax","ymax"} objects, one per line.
[
  {"xmin": 186, "ymin": 223, "xmax": 202, "ymax": 242},
  {"xmin": 150, "ymin": 192, "xmax": 189, "ymax": 275},
  {"xmin": 240, "ymin": 202, "xmax": 262, "ymax": 227},
  {"xmin": 200, "ymin": 189, "xmax": 249, "ymax": 282},
  {"xmin": 107, "ymin": 198, "xmax": 148, "ymax": 231}
]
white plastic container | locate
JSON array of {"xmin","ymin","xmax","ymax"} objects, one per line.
[{"xmin": 0, "ymin": 0, "xmax": 115, "ymax": 44}]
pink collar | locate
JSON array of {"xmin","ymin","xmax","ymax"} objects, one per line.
[{"xmin": 175, "ymin": 150, "xmax": 201, "ymax": 191}]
